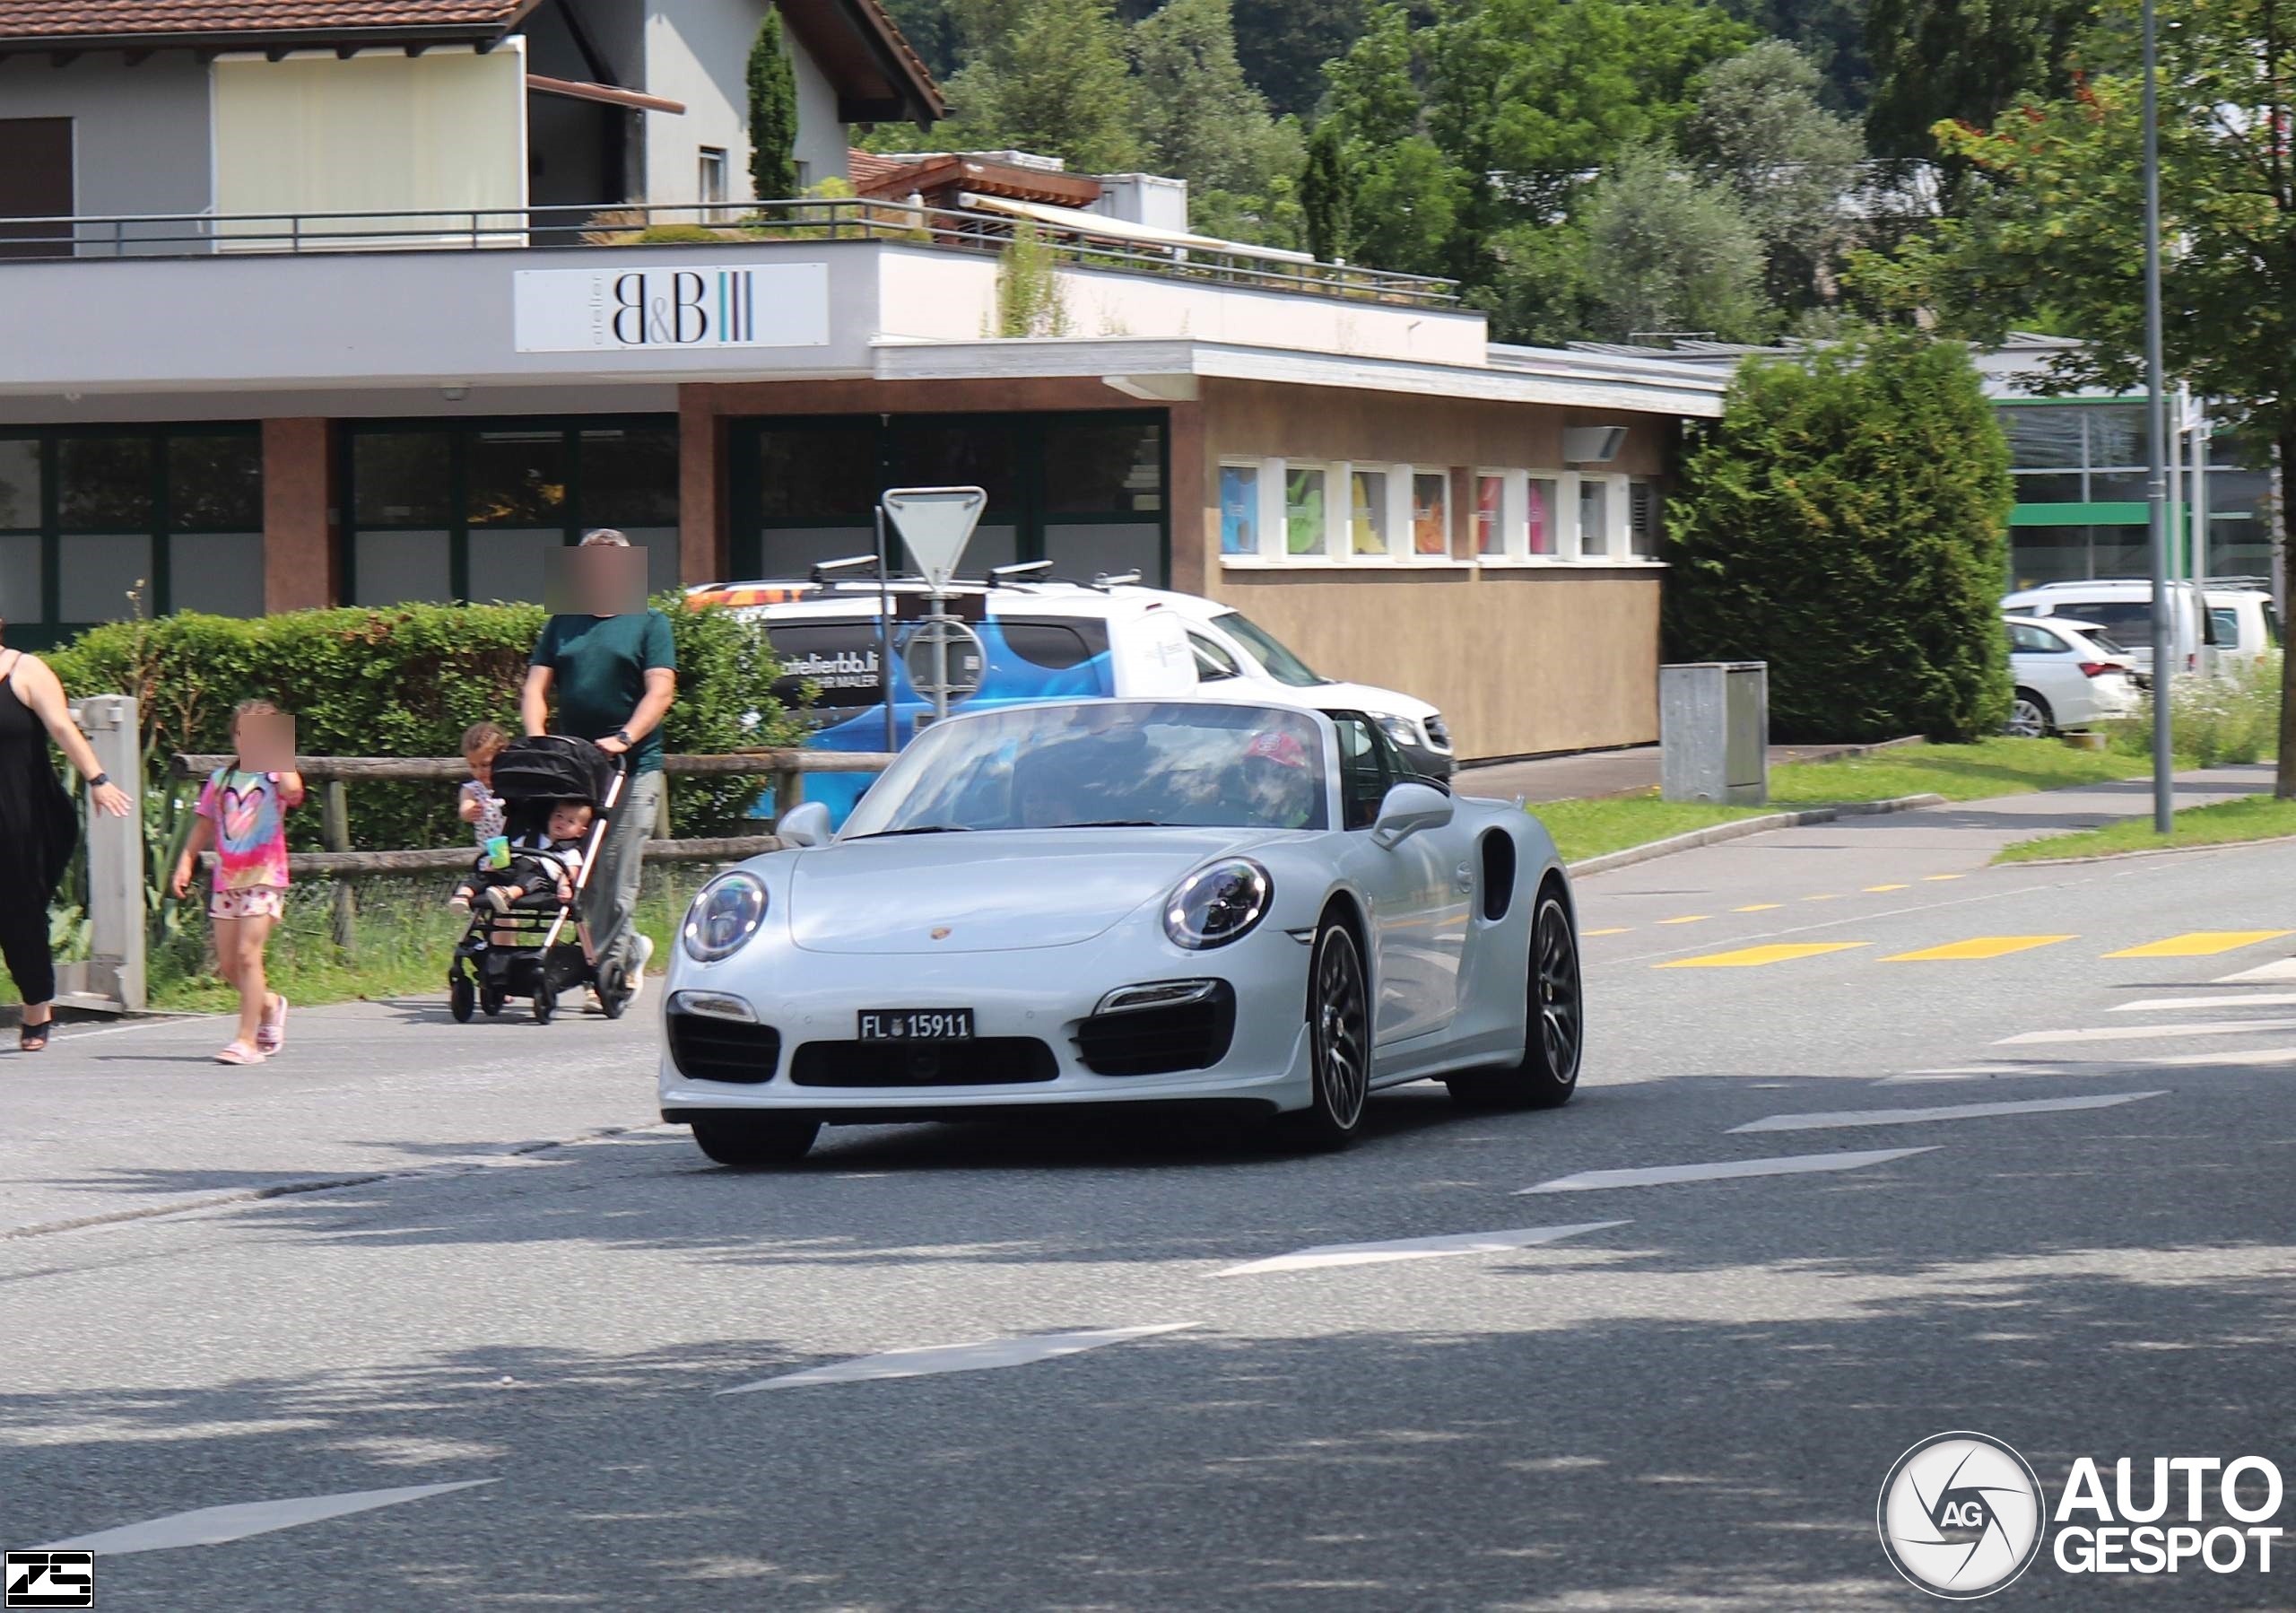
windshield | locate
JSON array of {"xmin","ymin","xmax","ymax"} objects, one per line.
[
  {"xmin": 1213, "ymin": 612, "xmax": 1327, "ymax": 687},
  {"xmin": 841, "ymin": 702, "xmax": 1330, "ymax": 836}
]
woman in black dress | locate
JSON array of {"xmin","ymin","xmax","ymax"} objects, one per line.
[{"xmin": 0, "ymin": 621, "xmax": 132, "ymax": 1051}]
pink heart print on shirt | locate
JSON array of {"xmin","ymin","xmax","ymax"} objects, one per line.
[{"xmin": 219, "ymin": 783, "xmax": 266, "ymax": 845}]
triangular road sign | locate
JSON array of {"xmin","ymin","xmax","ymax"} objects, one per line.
[{"xmin": 883, "ymin": 486, "xmax": 987, "ymax": 591}]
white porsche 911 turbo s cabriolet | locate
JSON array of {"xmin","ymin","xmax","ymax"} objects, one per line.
[{"xmin": 658, "ymin": 697, "xmax": 1583, "ymax": 1165}]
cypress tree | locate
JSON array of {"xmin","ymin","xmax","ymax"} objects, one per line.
[
  {"xmin": 1300, "ymin": 121, "xmax": 1353, "ymax": 263},
  {"xmin": 747, "ymin": 8, "xmax": 800, "ymax": 201}
]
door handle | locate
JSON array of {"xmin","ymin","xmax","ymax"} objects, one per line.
[{"xmin": 1454, "ymin": 863, "xmax": 1474, "ymax": 894}]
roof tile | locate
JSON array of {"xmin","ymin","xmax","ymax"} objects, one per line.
[{"xmin": 0, "ymin": 0, "xmax": 517, "ymax": 43}]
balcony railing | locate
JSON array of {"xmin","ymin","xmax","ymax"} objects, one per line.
[{"xmin": 0, "ymin": 196, "xmax": 1459, "ymax": 308}]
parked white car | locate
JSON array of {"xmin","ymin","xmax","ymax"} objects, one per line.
[
  {"xmin": 2004, "ymin": 615, "xmax": 2143, "ymax": 737},
  {"xmin": 657, "ymin": 697, "xmax": 1581, "ymax": 1166},
  {"xmin": 2001, "ymin": 579, "xmax": 2278, "ymax": 681}
]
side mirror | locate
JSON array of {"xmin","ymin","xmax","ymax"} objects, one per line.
[
  {"xmin": 778, "ymin": 800, "xmax": 833, "ymax": 848},
  {"xmin": 1370, "ymin": 780, "xmax": 1454, "ymax": 849}
]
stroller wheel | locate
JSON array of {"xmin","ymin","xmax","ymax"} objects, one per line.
[
  {"xmin": 533, "ymin": 982, "xmax": 557, "ymax": 1025},
  {"xmin": 480, "ymin": 987, "xmax": 504, "ymax": 1017},
  {"xmin": 449, "ymin": 972, "xmax": 475, "ymax": 1024},
  {"xmin": 598, "ymin": 961, "xmax": 628, "ymax": 1021}
]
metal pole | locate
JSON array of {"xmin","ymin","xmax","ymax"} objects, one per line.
[
  {"xmin": 874, "ymin": 503, "xmax": 897, "ymax": 754},
  {"xmin": 931, "ymin": 599, "xmax": 952, "ymax": 726},
  {"xmin": 2143, "ymin": 0, "xmax": 2174, "ymax": 833},
  {"xmin": 2193, "ymin": 396, "xmax": 2213, "ymax": 676}
]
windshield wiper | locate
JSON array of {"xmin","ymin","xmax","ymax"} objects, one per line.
[
  {"xmin": 1044, "ymin": 819, "xmax": 1169, "ymax": 829},
  {"xmin": 850, "ymin": 824, "xmax": 973, "ymax": 839}
]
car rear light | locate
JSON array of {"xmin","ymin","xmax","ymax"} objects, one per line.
[{"xmin": 2079, "ymin": 661, "xmax": 2121, "ymax": 678}]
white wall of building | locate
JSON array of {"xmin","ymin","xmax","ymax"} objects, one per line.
[
  {"xmin": 639, "ymin": 0, "xmax": 848, "ymax": 205},
  {"xmin": 0, "ymin": 52, "xmax": 213, "ymax": 225}
]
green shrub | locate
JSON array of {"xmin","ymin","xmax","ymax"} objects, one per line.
[
  {"xmin": 1663, "ymin": 327, "xmax": 2015, "ymax": 742},
  {"xmin": 45, "ymin": 597, "xmax": 800, "ymax": 852},
  {"xmin": 2105, "ymin": 651, "xmax": 2283, "ymax": 767}
]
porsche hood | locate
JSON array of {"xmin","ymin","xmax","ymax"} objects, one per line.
[{"xmin": 785, "ymin": 828, "xmax": 1289, "ymax": 955}]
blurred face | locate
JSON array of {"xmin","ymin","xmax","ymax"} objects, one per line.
[
  {"xmin": 545, "ymin": 545, "xmax": 647, "ymax": 616},
  {"xmin": 466, "ymin": 745, "xmax": 502, "ymax": 787},
  {"xmin": 547, "ymin": 802, "xmax": 593, "ymax": 841},
  {"xmin": 234, "ymin": 711, "xmax": 295, "ymax": 772}
]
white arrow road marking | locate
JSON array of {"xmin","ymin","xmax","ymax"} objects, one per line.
[
  {"xmin": 1730, "ymin": 1091, "xmax": 2168, "ymax": 1134},
  {"xmin": 1515, "ymin": 1147, "xmax": 1935, "ymax": 1194},
  {"xmin": 38, "ymin": 1480, "xmax": 496, "ymax": 1556},
  {"xmin": 1216, "ymin": 1221, "xmax": 1629, "ymax": 1277},
  {"xmin": 2215, "ymin": 957, "xmax": 2296, "ymax": 984},
  {"xmin": 1997, "ymin": 1018, "xmax": 2296, "ymax": 1045},
  {"xmin": 2111, "ymin": 992, "xmax": 2296, "ymax": 1013},
  {"xmin": 717, "ymin": 1322, "xmax": 1200, "ymax": 1394}
]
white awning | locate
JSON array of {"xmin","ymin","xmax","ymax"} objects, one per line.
[{"xmin": 957, "ymin": 191, "xmax": 1315, "ymax": 265}]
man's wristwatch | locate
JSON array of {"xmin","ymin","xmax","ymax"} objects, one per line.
[
  {"xmin": 613, "ymin": 728, "xmax": 633, "ymax": 747},
  {"xmin": 88, "ymin": 772, "xmax": 110, "ymax": 789}
]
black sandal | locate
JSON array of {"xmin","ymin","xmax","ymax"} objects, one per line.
[{"xmin": 18, "ymin": 1019, "xmax": 51, "ymax": 1052}]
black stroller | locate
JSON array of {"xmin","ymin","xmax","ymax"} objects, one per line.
[{"xmin": 448, "ymin": 735, "xmax": 634, "ymax": 1024}]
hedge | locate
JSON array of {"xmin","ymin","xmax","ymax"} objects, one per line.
[
  {"xmin": 1662, "ymin": 327, "xmax": 2014, "ymax": 743},
  {"xmin": 44, "ymin": 598, "xmax": 803, "ymax": 851}
]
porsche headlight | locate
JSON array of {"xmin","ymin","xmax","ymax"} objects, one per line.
[
  {"xmin": 1164, "ymin": 859, "xmax": 1272, "ymax": 950},
  {"xmin": 683, "ymin": 871, "xmax": 768, "ymax": 963}
]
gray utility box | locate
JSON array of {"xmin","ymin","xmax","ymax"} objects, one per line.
[{"xmin": 1660, "ymin": 662, "xmax": 1768, "ymax": 806}]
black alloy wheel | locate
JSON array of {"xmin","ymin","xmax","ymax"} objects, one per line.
[
  {"xmin": 1448, "ymin": 890, "xmax": 1583, "ymax": 1110},
  {"xmin": 1282, "ymin": 919, "xmax": 1370, "ymax": 1150},
  {"xmin": 691, "ymin": 1114, "xmax": 822, "ymax": 1167}
]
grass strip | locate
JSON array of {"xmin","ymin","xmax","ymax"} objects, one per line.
[{"xmin": 1995, "ymin": 791, "xmax": 2296, "ymax": 864}]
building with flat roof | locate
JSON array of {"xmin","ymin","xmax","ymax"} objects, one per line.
[{"xmin": 0, "ymin": 0, "xmax": 1733, "ymax": 761}]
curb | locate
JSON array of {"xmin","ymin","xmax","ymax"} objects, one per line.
[
  {"xmin": 0, "ymin": 1123, "xmax": 664, "ymax": 1242},
  {"xmin": 1565, "ymin": 793, "xmax": 1951, "ymax": 878},
  {"xmin": 1998, "ymin": 830, "xmax": 2296, "ymax": 868}
]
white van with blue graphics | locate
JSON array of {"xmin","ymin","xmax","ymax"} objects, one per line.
[{"xmin": 690, "ymin": 572, "xmax": 1454, "ymax": 824}]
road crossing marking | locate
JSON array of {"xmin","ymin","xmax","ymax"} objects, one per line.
[
  {"xmin": 1734, "ymin": 902, "xmax": 1784, "ymax": 912},
  {"xmin": 2214, "ymin": 957, "xmax": 2296, "ymax": 983},
  {"xmin": 2156, "ymin": 1044, "xmax": 2296, "ymax": 1068},
  {"xmin": 1657, "ymin": 915, "xmax": 1709, "ymax": 926},
  {"xmin": 2110, "ymin": 992, "xmax": 2296, "ymax": 1013},
  {"xmin": 1217, "ymin": 1221, "xmax": 1629, "ymax": 1277},
  {"xmin": 1516, "ymin": 1147, "xmax": 1936, "ymax": 1194},
  {"xmin": 2105, "ymin": 930, "xmax": 2293, "ymax": 958},
  {"xmin": 1729, "ymin": 1091, "xmax": 2167, "ymax": 1134},
  {"xmin": 39, "ymin": 1480, "xmax": 497, "ymax": 1556},
  {"xmin": 1583, "ymin": 927, "xmax": 1631, "ymax": 937},
  {"xmin": 1657, "ymin": 943, "xmax": 1869, "ymax": 969},
  {"xmin": 1883, "ymin": 935, "xmax": 2076, "ymax": 963},
  {"xmin": 1865, "ymin": 884, "xmax": 1910, "ymax": 893},
  {"xmin": 1998, "ymin": 1018, "xmax": 2296, "ymax": 1046},
  {"xmin": 717, "ymin": 1322, "xmax": 1200, "ymax": 1393}
]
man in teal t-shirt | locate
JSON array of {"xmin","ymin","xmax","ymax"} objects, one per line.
[{"xmin": 522, "ymin": 530, "xmax": 677, "ymax": 1006}]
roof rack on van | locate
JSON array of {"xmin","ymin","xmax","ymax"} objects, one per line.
[
  {"xmin": 2203, "ymin": 575, "xmax": 2273, "ymax": 590},
  {"xmin": 1090, "ymin": 570, "xmax": 1144, "ymax": 590}
]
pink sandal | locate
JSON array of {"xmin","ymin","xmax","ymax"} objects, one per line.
[
  {"xmin": 215, "ymin": 1041, "xmax": 267, "ymax": 1066},
  {"xmin": 256, "ymin": 994, "xmax": 289, "ymax": 1054}
]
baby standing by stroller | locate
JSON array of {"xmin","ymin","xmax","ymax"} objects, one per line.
[{"xmin": 447, "ymin": 735, "xmax": 631, "ymax": 1024}]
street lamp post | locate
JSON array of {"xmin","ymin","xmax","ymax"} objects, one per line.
[{"xmin": 2143, "ymin": 0, "xmax": 2174, "ymax": 833}]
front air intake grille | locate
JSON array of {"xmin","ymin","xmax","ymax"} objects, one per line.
[
  {"xmin": 1075, "ymin": 983, "xmax": 1238, "ymax": 1076},
  {"xmin": 1424, "ymin": 714, "xmax": 1452, "ymax": 751},
  {"xmin": 789, "ymin": 1038, "xmax": 1059, "ymax": 1086},
  {"xmin": 667, "ymin": 1014, "xmax": 783, "ymax": 1084}
]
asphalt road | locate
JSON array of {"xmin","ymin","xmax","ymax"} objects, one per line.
[{"xmin": 7, "ymin": 769, "xmax": 2296, "ymax": 1609}]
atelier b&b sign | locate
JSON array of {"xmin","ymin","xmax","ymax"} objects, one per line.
[{"xmin": 514, "ymin": 262, "xmax": 831, "ymax": 353}]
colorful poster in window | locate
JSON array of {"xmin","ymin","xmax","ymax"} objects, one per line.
[
  {"xmin": 1350, "ymin": 470, "xmax": 1387, "ymax": 554},
  {"xmin": 1474, "ymin": 475, "xmax": 1503, "ymax": 555},
  {"xmin": 1286, "ymin": 467, "xmax": 1326, "ymax": 554},
  {"xmin": 1413, "ymin": 473, "xmax": 1448, "ymax": 555},
  {"xmin": 1527, "ymin": 477, "xmax": 1555, "ymax": 555},
  {"xmin": 1220, "ymin": 464, "xmax": 1258, "ymax": 554}
]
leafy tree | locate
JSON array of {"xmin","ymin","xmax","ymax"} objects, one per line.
[
  {"xmin": 937, "ymin": 0, "xmax": 1142, "ymax": 170},
  {"xmin": 745, "ymin": 7, "xmax": 800, "ymax": 201},
  {"xmin": 1863, "ymin": 0, "xmax": 2085, "ymax": 163},
  {"xmin": 1715, "ymin": 0, "xmax": 1870, "ymax": 111},
  {"xmin": 1580, "ymin": 143, "xmax": 1772, "ymax": 339},
  {"xmin": 1856, "ymin": 0, "xmax": 2296, "ymax": 788},
  {"xmin": 1474, "ymin": 219, "xmax": 1595, "ymax": 345},
  {"xmin": 1665, "ymin": 328, "xmax": 2014, "ymax": 741},
  {"xmin": 1300, "ymin": 119, "xmax": 1355, "ymax": 261},
  {"xmin": 1312, "ymin": 5, "xmax": 1468, "ymax": 275},
  {"xmin": 1232, "ymin": 0, "xmax": 1369, "ymax": 115},
  {"xmin": 1682, "ymin": 40, "xmax": 1863, "ymax": 308},
  {"xmin": 1133, "ymin": 0, "xmax": 1301, "ymax": 231},
  {"xmin": 881, "ymin": 0, "xmax": 962, "ymax": 80}
]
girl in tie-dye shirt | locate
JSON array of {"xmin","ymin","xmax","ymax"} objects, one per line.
[{"xmin": 173, "ymin": 700, "xmax": 305, "ymax": 1066}]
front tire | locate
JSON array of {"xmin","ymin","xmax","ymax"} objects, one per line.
[
  {"xmin": 691, "ymin": 1114, "xmax": 821, "ymax": 1167},
  {"xmin": 1279, "ymin": 919, "xmax": 1370, "ymax": 1150},
  {"xmin": 448, "ymin": 972, "xmax": 474, "ymax": 1024},
  {"xmin": 1448, "ymin": 890, "xmax": 1582, "ymax": 1110},
  {"xmin": 533, "ymin": 983, "xmax": 556, "ymax": 1025},
  {"xmin": 2005, "ymin": 689, "xmax": 2053, "ymax": 738}
]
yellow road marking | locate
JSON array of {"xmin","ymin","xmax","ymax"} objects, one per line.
[
  {"xmin": 1865, "ymin": 884, "xmax": 1909, "ymax": 893},
  {"xmin": 1883, "ymin": 935, "xmax": 2076, "ymax": 963},
  {"xmin": 2106, "ymin": 930, "xmax": 2295, "ymax": 959},
  {"xmin": 1583, "ymin": 927, "xmax": 1631, "ymax": 937},
  {"xmin": 1658, "ymin": 943, "xmax": 1870, "ymax": 969},
  {"xmin": 1734, "ymin": 902, "xmax": 1783, "ymax": 912},
  {"xmin": 1922, "ymin": 874, "xmax": 1964, "ymax": 882},
  {"xmin": 1657, "ymin": 915, "xmax": 1709, "ymax": 926},
  {"xmin": 1803, "ymin": 894, "xmax": 1839, "ymax": 902}
]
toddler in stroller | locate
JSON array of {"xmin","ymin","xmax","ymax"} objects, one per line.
[{"xmin": 447, "ymin": 735, "xmax": 631, "ymax": 1024}]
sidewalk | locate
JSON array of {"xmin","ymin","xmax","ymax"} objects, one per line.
[{"xmin": 1460, "ymin": 739, "xmax": 1918, "ymax": 803}]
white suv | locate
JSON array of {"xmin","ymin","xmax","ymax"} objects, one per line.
[
  {"xmin": 2002, "ymin": 579, "xmax": 2279, "ymax": 680},
  {"xmin": 691, "ymin": 571, "xmax": 1453, "ymax": 817},
  {"xmin": 2004, "ymin": 615, "xmax": 2142, "ymax": 736}
]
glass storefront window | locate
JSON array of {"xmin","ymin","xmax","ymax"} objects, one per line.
[
  {"xmin": 897, "ymin": 420, "xmax": 1020, "ymax": 511},
  {"xmin": 168, "ymin": 533, "xmax": 265, "ymax": 616},
  {"xmin": 355, "ymin": 432, "xmax": 452, "ymax": 527},
  {"xmin": 1578, "ymin": 478, "xmax": 1609, "ymax": 558},
  {"xmin": 2011, "ymin": 471, "xmax": 2083, "ymax": 504},
  {"xmin": 2003, "ymin": 408, "xmax": 2086, "ymax": 469},
  {"xmin": 1285, "ymin": 466, "xmax": 1326, "ymax": 555},
  {"xmin": 57, "ymin": 437, "xmax": 153, "ymax": 531},
  {"xmin": 1043, "ymin": 420, "xmax": 1161, "ymax": 514},
  {"xmin": 1412, "ymin": 473, "xmax": 1448, "ymax": 556},
  {"xmin": 168, "ymin": 435, "xmax": 262, "ymax": 531},
  {"xmin": 467, "ymin": 431, "xmax": 567, "ymax": 527},
  {"xmin": 0, "ymin": 439, "xmax": 39, "ymax": 528},
  {"xmin": 1526, "ymin": 477, "xmax": 1555, "ymax": 555},
  {"xmin": 2083, "ymin": 406, "xmax": 2144, "ymax": 469},
  {"xmin": 1220, "ymin": 464, "xmax": 1259, "ymax": 555},
  {"xmin": 1474, "ymin": 475, "xmax": 1504, "ymax": 555},
  {"xmin": 582, "ymin": 428, "xmax": 679, "ymax": 527},
  {"xmin": 0, "ymin": 532, "xmax": 40, "ymax": 623},
  {"xmin": 1045, "ymin": 521, "xmax": 1158, "ymax": 580},
  {"xmin": 755, "ymin": 423, "xmax": 876, "ymax": 523},
  {"xmin": 1349, "ymin": 468, "xmax": 1387, "ymax": 555},
  {"xmin": 57, "ymin": 533, "xmax": 152, "ymax": 622}
]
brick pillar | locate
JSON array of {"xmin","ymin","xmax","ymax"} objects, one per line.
[
  {"xmin": 678, "ymin": 388, "xmax": 726, "ymax": 584},
  {"xmin": 1165, "ymin": 398, "xmax": 1206, "ymax": 593},
  {"xmin": 262, "ymin": 418, "xmax": 336, "ymax": 613}
]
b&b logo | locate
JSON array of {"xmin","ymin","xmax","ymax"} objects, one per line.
[
  {"xmin": 4, "ymin": 1550, "xmax": 93, "ymax": 1609},
  {"xmin": 1877, "ymin": 1433, "xmax": 2046, "ymax": 1599}
]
